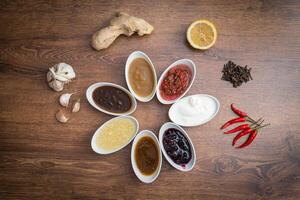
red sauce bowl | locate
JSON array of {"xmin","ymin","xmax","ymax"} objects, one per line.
[{"xmin": 156, "ymin": 59, "xmax": 196, "ymax": 104}]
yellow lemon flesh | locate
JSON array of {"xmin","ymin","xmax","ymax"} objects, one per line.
[{"xmin": 187, "ymin": 20, "xmax": 217, "ymax": 50}]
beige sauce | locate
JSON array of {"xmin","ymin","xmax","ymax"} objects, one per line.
[
  {"xmin": 128, "ymin": 58, "xmax": 155, "ymax": 97},
  {"xmin": 96, "ymin": 118, "xmax": 136, "ymax": 151}
]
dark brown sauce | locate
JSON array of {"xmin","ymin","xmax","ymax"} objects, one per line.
[
  {"xmin": 92, "ymin": 86, "xmax": 132, "ymax": 113},
  {"xmin": 135, "ymin": 136, "xmax": 159, "ymax": 175}
]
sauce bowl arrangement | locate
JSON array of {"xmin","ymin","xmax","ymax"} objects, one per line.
[{"xmin": 86, "ymin": 51, "xmax": 219, "ymax": 183}]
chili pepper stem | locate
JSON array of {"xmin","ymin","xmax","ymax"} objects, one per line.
[
  {"xmin": 246, "ymin": 116, "xmax": 256, "ymax": 124},
  {"xmin": 249, "ymin": 119, "xmax": 264, "ymax": 129},
  {"xmin": 247, "ymin": 116, "xmax": 256, "ymax": 123},
  {"xmin": 250, "ymin": 118, "xmax": 263, "ymax": 127},
  {"xmin": 253, "ymin": 123, "xmax": 270, "ymax": 131}
]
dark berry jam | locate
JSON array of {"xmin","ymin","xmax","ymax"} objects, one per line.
[{"xmin": 163, "ymin": 128, "xmax": 192, "ymax": 165}]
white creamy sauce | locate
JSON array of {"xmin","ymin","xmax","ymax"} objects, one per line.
[{"xmin": 169, "ymin": 94, "xmax": 219, "ymax": 127}]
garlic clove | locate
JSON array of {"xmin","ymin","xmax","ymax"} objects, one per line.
[
  {"xmin": 72, "ymin": 99, "xmax": 80, "ymax": 113},
  {"xmin": 49, "ymin": 80, "xmax": 64, "ymax": 92},
  {"xmin": 59, "ymin": 93, "xmax": 73, "ymax": 107},
  {"xmin": 55, "ymin": 109, "xmax": 69, "ymax": 123}
]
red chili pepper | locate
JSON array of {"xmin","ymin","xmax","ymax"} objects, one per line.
[
  {"xmin": 224, "ymin": 124, "xmax": 249, "ymax": 134},
  {"xmin": 232, "ymin": 123, "xmax": 270, "ymax": 148},
  {"xmin": 236, "ymin": 131, "xmax": 257, "ymax": 148},
  {"xmin": 220, "ymin": 117, "xmax": 245, "ymax": 129},
  {"xmin": 232, "ymin": 128, "xmax": 253, "ymax": 146},
  {"xmin": 231, "ymin": 104, "xmax": 247, "ymax": 117}
]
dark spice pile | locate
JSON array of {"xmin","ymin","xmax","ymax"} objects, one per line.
[{"xmin": 221, "ymin": 61, "xmax": 253, "ymax": 88}]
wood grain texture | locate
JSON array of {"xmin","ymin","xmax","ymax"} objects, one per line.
[{"xmin": 0, "ymin": 0, "xmax": 300, "ymax": 199}]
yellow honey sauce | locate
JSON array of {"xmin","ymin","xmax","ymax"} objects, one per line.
[{"xmin": 96, "ymin": 117, "xmax": 137, "ymax": 151}]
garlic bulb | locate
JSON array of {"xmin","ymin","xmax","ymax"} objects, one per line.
[
  {"xmin": 47, "ymin": 63, "xmax": 76, "ymax": 92},
  {"xmin": 72, "ymin": 99, "xmax": 80, "ymax": 113},
  {"xmin": 55, "ymin": 109, "xmax": 69, "ymax": 123},
  {"xmin": 59, "ymin": 93, "xmax": 73, "ymax": 107}
]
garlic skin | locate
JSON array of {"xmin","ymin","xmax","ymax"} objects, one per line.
[
  {"xmin": 59, "ymin": 93, "xmax": 73, "ymax": 107},
  {"xmin": 47, "ymin": 63, "xmax": 76, "ymax": 92},
  {"xmin": 55, "ymin": 109, "xmax": 69, "ymax": 123},
  {"xmin": 72, "ymin": 99, "xmax": 80, "ymax": 113}
]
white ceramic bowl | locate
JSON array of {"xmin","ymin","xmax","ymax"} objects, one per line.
[
  {"xmin": 86, "ymin": 82, "xmax": 137, "ymax": 116},
  {"xmin": 91, "ymin": 116, "xmax": 139, "ymax": 154},
  {"xmin": 159, "ymin": 122, "xmax": 196, "ymax": 171},
  {"xmin": 131, "ymin": 130, "xmax": 162, "ymax": 183},
  {"xmin": 125, "ymin": 51, "xmax": 157, "ymax": 102},
  {"xmin": 169, "ymin": 94, "xmax": 220, "ymax": 127},
  {"xmin": 156, "ymin": 59, "xmax": 196, "ymax": 104}
]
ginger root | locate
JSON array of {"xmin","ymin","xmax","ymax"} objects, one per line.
[{"xmin": 91, "ymin": 12, "xmax": 154, "ymax": 50}]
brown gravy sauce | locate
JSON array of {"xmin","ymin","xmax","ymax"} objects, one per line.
[{"xmin": 135, "ymin": 136, "xmax": 159, "ymax": 175}]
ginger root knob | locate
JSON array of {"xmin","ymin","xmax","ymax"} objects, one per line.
[{"xmin": 91, "ymin": 12, "xmax": 154, "ymax": 50}]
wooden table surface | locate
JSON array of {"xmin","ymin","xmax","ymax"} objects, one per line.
[{"xmin": 1, "ymin": 0, "xmax": 300, "ymax": 199}]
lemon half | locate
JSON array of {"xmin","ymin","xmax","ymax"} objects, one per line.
[{"xmin": 187, "ymin": 19, "xmax": 217, "ymax": 50}]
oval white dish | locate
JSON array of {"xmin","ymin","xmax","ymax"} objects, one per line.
[
  {"xmin": 131, "ymin": 130, "xmax": 162, "ymax": 183},
  {"xmin": 169, "ymin": 94, "xmax": 220, "ymax": 127},
  {"xmin": 156, "ymin": 59, "xmax": 196, "ymax": 104},
  {"xmin": 91, "ymin": 116, "xmax": 139, "ymax": 155},
  {"xmin": 159, "ymin": 122, "xmax": 196, "ymax": 172},
  {"xmin": 125, "ymin": 51, "xmax": 157, "ymax": 102},
  {"xmin": 86, "ymin": 82, "xmax": 137, "ymax": 116}
]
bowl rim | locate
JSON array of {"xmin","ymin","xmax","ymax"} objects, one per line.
[
  {"xmin": 125, "ymin": 51, "xmax": 157, "ymax": 102},
  {"xmin": 86, "ymin": 82, "xmax": 137, "ymax": 116},
  {"xmin": 131, "ymin": 130, "xmax": 162, "ymax": 183},
  {"xmin": 156, "ymin": 59, "xmax": 196, "ymax": 105},
  {"xmin": 91, "ymin": 115, "xmax": 139, "ymax": 155},
  {"xmin": 159, "ymin": 122, "xmax": 196, "ymax": 171},
  {"xmin": 168, "ymin": 94, "xmax": 220, "ymax": 127}
]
